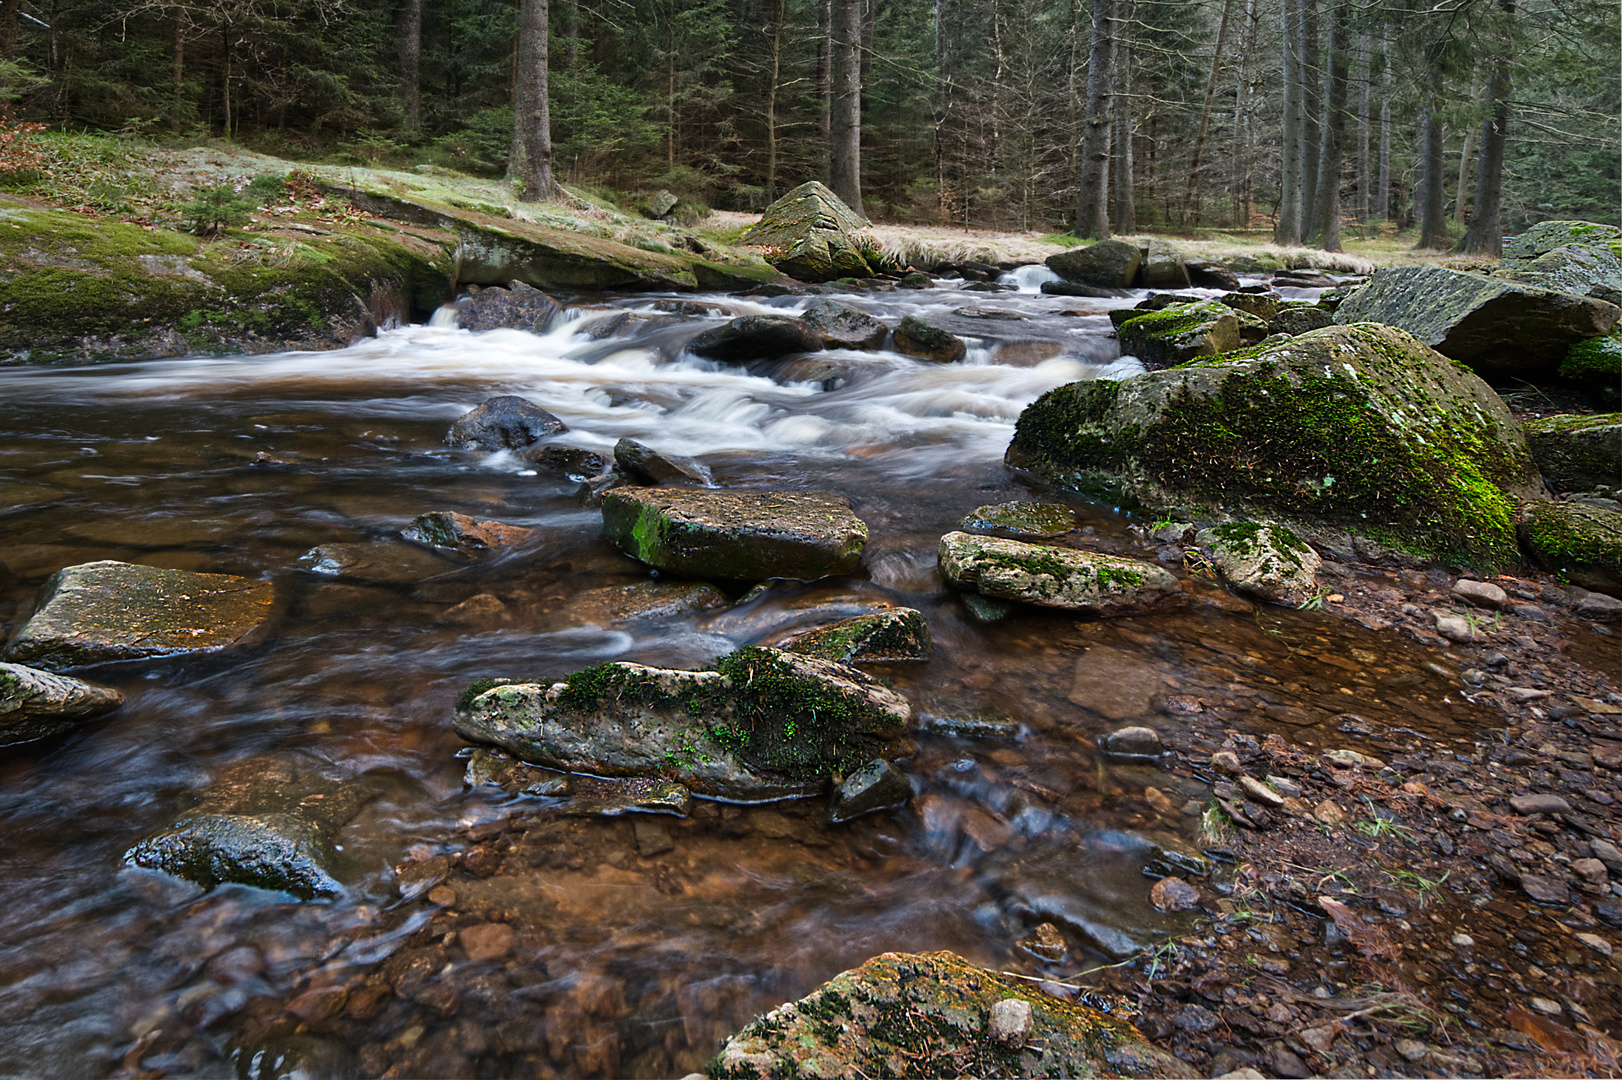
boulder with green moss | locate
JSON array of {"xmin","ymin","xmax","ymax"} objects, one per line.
[
  {"xmin": 1117, "ymin": 300, "xmax": 1240, "ymax": 369},
  {"xmin": 938, "ymin": 531, "xmax": 1182, "ymax": 614},
  {"xmin": 602, "ymin": 488, "xmax": 868, "ymax": 581},
  {"xmin": 1501, "ymin": 220, "xmax": 1622, "ymax": 305},
  {"xmin": 1561, "ymin": 332, "xmax": 1621, "ymax": 404},
  {"xmin": 777, "ymin": 608, "xmax": 933, "ymax": 662},
  {"xmin": 1219, "ymin": 292, "xmax": 1284, "ymax": 321},
  {"xmin": 959, "ymin": 502, "xmax": 1079, "ymax": 538},
  {"xmin": 1268, "ymin": 304, "xmax": 1333, "ymax": 336},
  {"xmin": 710, "ymin": 950, "xmax": 1182, "ymax": 1080},
  {"xmin": 1046, "ymin": 240, "xmax": 1142, "ymax": 288},
  {"xmin": 1504, "ymin": 221, "xmax": 1622, "ymax": 263},
  {"xmin": 452, "ymin": 646, "xmax": 913, "ymax": 802},
  {"xmin": 738, "ymin": 181, "xmax": 876, "ymax": 282},
  {"xmin": 0, "ymin": 203, "xmax": 451, "ymax": 363},
  {"xmin": 1005, "ymin": 323, "xmax": 1546, "ymax": 570},
  {"xmin": 893, "ymin": 314, "xmax": 968, "ymax": 363},
  {"xmin": 1196, "ymin": 520, "xmax": 1323, "ymax": 606},
  {"xmin": 1332, "ymin": 265, "xmax": 1619, "ymax": 377},
  {"xmin": 1522, "ymin": 414, "xmax": 1621, "ymax": 492},
  {"xmin": 0, "ymin": 663, "xmax": 124, "ymax": 747},
  {"xmin": 1518, "ymin": 501, "xmax": 1622, "ymax": 596}
]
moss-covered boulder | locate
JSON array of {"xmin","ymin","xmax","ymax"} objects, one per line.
[
  {"xmin": 1219, "ymin": 292, "xmax": 1283, "ymax": 321},
  {"xmin": 4, "ymin": 561, "xmax": 276, "ymax": 670},
  {"xmin": 1522, "ymin": 413, "xmax": 1621, "ymax": 492},
  {"xmin": 1332, "ymin": 265, "xmax": 1619, "ymax": 377},
  {"xmin": 1196, "ymin": 520, "xmax": 1323, "ymax": 606},
  {"xmin": 893, "ymin": 314, "xmax": 968, "ymax": 363},
  {"xmin": 602, "ymin": 488, "xmax": 867, "ymax": 581},
  {"xmin": 1117, "ymin": 300, "xmax": 1240, "ymax": 369},
  {"xmin": 1502, "ymin": 220, "xmax": 1622, "ymax": 267},
  {"xmin": 1268, "ymin": 304, "xmax": 1334, "ymax": 336},
  {"xmin": 1501, "ymin": 244, "xmax": 1622, "ymax": 308},
  {"xmin": 452, "ymin": 646, "xmax": 913, "ymax": 802},
  {"xmin": 710, "ymin": 951, "xmax": 1181, "ymax": 1079},
  {"xmin": 798, "ymin": 297, "xmax": 888, "ymax": 350},
  {"xmin": 938, "ymin": 532, "xmax": 1182, "ymax": 614},
  {"xmin": 739, "ymin": 181, "xmax": 876, "ymax": 282},
  {"xmin": 0, "ymin": 204, "xmax": 451, "ymax": 363},
  {"xmin": 1561, "ymin": 332, "xmax": 1621, "ymax": 404},
  {"xmin": 1005, "ymin": 323, "xmax": 1546, "ymax": 569},
  {"xmin": 123, "ymin": 756, "xmax": 372, "ymax": 899},
  {"xmin": 1518, "ymin": 501, "xmax": 1622, "ymax": 596},
  {"xmin": 0, "ymin": 663, "xmax": 123, "ymax": 747},
  {"xmin": 1046, "ymin": 240, "xmax": 1142, "ymax": 289},
  {"xmin": 777, "ymin": 609, "xmax": 933, "ymax": 663},
  {"xmin": 959, "ymin": 501, "xmax": 1079, "ymax": 538}
]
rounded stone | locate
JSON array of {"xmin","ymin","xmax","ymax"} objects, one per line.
[{"xmin": 1101, "ymin": 726, "xmax": 1163, "ymax": 761}]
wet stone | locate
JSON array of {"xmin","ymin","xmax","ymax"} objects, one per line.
[
  {"xmin": 778, "ymin": 608, "xmax": 932, "ymax": 663},
  {"xmin": 0, "ymin": 662, "xmax": 124, "ymax": 747},
  {"xmin": 797, "ymin": 298, "xmax": 888, "ymax": 350},
  {"xmin": 1149, "ymin": 876, "xmax": 1201, "ymax": 912},
  {"xmin": 892, "ymin": 315, "xmax": 969, "ymax": 363},
  {"xmin": 564, "ymin": 580, "xmax": 728, "ymax": 625},
  {"xmin": 402, "ymin": 511, "xmax": 532, "ymax": 552},
  {"xmin": 460, "ymin": 922, "xmax": 515, "ymax": 962},
  {"xmin": 518, "ymin": 443, "xmax": 612, "ymax": 481},
  {"xmin": 1196, "ymin": 521, "xmax": 1322, "ymax": 607},
  {"xmin": 4, "ymin": 561, "xmax": 275, "ymax": 670},
  {"xmin": 1452, "ymin": 577, "xmax": 1509, "ymax": 609},
  {"xmin": 564, "ymin": 776, "xmax": 693, "ymax": 817},
  {"xmin": 962, "ymin": 593, "xmax": 1013, "ymax": 623},
  {"xmin": 300, "ymin": 541, "xmax": 462, "ymax": 584},
  {"xmin": 633, "ymin": 818, "xmax": 675, "ymax": 856},
  {"xmin": 453, "ymin": 281, "xmax": 560, "ymax": 333},
  {"xmin": 1101, "ymin": 726, "xmax": 1163, "ymax": 762},
  {"xmin": 828, "ymin": 759, "xmax": 913, "ymax": 823},
  {"xmin": 445, "ymin": 395, "xmax": 568, "ymax": 451},
  {"xmin": 938, "ymin": 532, "xmax": 1183, "ymax": 615},
  {"xmin": 1017, "ymin": 922, "xmax": 1068, "ymax": 962},
  {"xmin": 958, "ymin": 502, "xmax": 1079, "ymax": 539},
  {"xmin": 1046, "ymin": 240, "xmax": 1142, "ymax": 289},
  {"xmin": 919, "ymin": 714, "xmax": 1022, "ymax": 741},
  {"xmin": 688, "ymin": 314, "xmax": 823, "ymax": 362},
  {"xmin": 613, "ymin": 438, "xmax": 710, "ymax": 486},
  {"xmin": 1510, "ymin": 793, "xmax": 1572, "ymax": 815}
]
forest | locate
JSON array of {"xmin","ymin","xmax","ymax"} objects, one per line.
[{"xmin": 0, "ymin": 0, "xmax": 1617, "ymax": 249}]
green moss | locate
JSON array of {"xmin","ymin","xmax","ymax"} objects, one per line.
[
  {"xmin": 1520, "ymin": 501, "xmax": 1622, "ymax": 588},
  {"xmin": 456, "ymin": 677, "xmax": 506, "ymax": 712},
  {"xmin": 1561, "ymin": 332, "xmax": 1622, "ymax": 381}
]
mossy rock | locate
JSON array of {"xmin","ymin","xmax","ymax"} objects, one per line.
[
  {"xmin": 0, "ymin": 207, "xmax": 452, "ymax": 363},
  {"xmin": 938, "ymin": 531, "xmax": 1182, "ymax": 614},
  {"xmin": 779, "ymin": 608, "xmax": 933, "ymax": 663},
  {"xmin": 710, "ymin": 950, "xmax": 1182, "ymax": 1079},
  {"xmin": 1117, "ymin": 300, "xmax": 1240, "ymax": 370},
  {"xmin": 1046, "ymin": 240, "xmax": 1142, "ymax": 288},
  {"xmin": 1333, "ymin": 265, "xmax": 1619, "ymax": 378},
  {"xmin": 1518, "ymin": 500, "xmax": 1622, "ymax": 595},
  {"xmin": 1561, "ymin": 332, "xmax": 1621, "ymax": 405},
  {"xmin": 1268, "ymin": 305, "xmax": 1333, "ymax": 336},
  {"xmin": 452, "ymin": 646, "xmax": 913, "ymax": 801},
  {"xmin": 738, "ymin": 181, "xmax": 875, "ymax": 283},
  {"xmin": 1196, "ymin": 520, "xmax": 1322, "ymax": 606},
  {"xmin": 1502, "ymin": 220, "xmax": 1622, "ymax": 264},
  {"xmin": 0, "ymin": 662, "xmax": 124, "ymax": 747},
  {"xmin": 1219, "ymin": 292, "xmax": 1283, "ymax": 321},
  {"xmin": 1005, "ymin": 323, "xmax": 1546, "ymax": 570},
  {"xmin": 1500, "ymin": 244, "xmax": 1622, "ymax": 307},
  {"xmin": 1522, "ymin": 413, "xmax": 1621, "ymax": 493},
  {"xmin": 893, "ymin": 314, "xmax": 968, "ymax": 363},
  {"xmin": 959, "ymin": 501, "xmax": 1079, "ymax": 538}
]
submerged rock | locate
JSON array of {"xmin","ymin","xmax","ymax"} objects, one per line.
[
  {"xmin": 453, "ymin": 646, "xmax": 912, "ymax": 802},
  {"xmin": 1518, "ymin": 500, "xmax": 1622, "ymax": 596},
  {"xmin": 688, "ymin": 314, "xmax": 823, "ymax": 362},
  {"xmin": 1333, "ymin": 266, "xmax": 1619, "ymax": 377},
  {"xmin": 0, "ymin": 663, "xmax": 124, "ymax": 747},
  {"xmin": 464, "ymin": 747, "xmax": 693, "ymax": 814},
  {"xmin": 1006, "ymin": 324, "xmax": 1546, "ymax": 569},
  {"xmin": 710, "ymin": 950, "xmax": 1181, "ymax": 1079},
  {"xmin": 4, "ymin": 561, "xmax": 275, "ymax": 670},
  {"xmin": 613, "ymin": 438, "xmax": 710, "ymax": 486},
  {"xmin": 959, "ymin": 502, "xmax": 1080, "ymax": 539},
  {"xmin": 453, "ymin": 280, "xmax": 560, "ymax": 333},
  {"xmin": 828, "ymin": 758, "xmax": 913, "ymax": 823},
  {"xmin": 1523, "ymin": 413, "xmax": 1621, "ymax": 493},
  {"xmin": 797, "ymin": 297, "xmax": 888, "ymax": 350},
  {"xmin": 777, "ymin": 608, "xmax": 933, "ymax": 663},
  {"xmin": 402, "ymin": 511, "xmax": 532, "ymax": 552},
  {"xmin": 1196, "ymin": 520, "xmax": 1323, "ymax": 606},
  {"xmin": 1040, "ymin": 280, "xmax": 1116, "ymax": 298},
  {"xmin": 518, "ymin": 443, "xmax": 613, "ymax": 481},
  {"xmin": 1046, "ymin": 240, "xmax": 1143, "ymax": 289},
  {"xmin": 938, "ymin": 532, "xmax": 1182, "ymax": 615},
  {"xmin": 893, "ymin": 314, "xmax": 968, "ymax": 363},
  {"xmin": 1116, "ymin": 300, "xmax": 1240, "ymax": 369},
  {"xmin": 562, "ymin": 580, "xmax": 728, "ymax": 625},
  {"xmin": 602, "ymin": 488, "xmax": 868, "ymax": 581},
  {"xmin": 739, "ymin": 181, "xmax": 876, "ymax": 282},
  {"xmin": 299, "ymin": 541, "xmax": 461, "ymax": 584},
  {"xmin": 445, "ymin": 395, "xmax": 568, "ymax": 451}
]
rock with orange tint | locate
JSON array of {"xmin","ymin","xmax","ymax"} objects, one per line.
[{"xmin": 460, "ymin": 922, "xmax": 515, "ymax": 962}]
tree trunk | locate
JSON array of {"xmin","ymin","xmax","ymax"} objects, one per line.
[
  {"xmin": 764, "ymin": 0, "xmax": 784, "ymax": 202},
  {"xmin": 817, "ymin": 0, "xmax": 832, "ymax": 167},
  {"xmin": 1459, "ymin": 0, "xmax": 1513, "ymax": 254},
  {"xmin": 1416, "ymin": 108, "xmax": 1447, "ymax": 249},
  {"xmin": 1113, "ymin": 16, "xmax": 1135, "ymax": 235},
  {"xmin": 170, "ymin": 9, "xmax": 186, "ymax": 132},
  {"xmin": 1354, "ymin": 31, "xmax": 1369, "ymax": 220},
  {"xmin": 1, "ymin": 0, "xmax": 19, "ymax": 62},
  {"xmin": 399, "ymin": 0, "xmax": 421, "ymax": 132},
  {"xmin": 511, "ymin": 0, "xmax": 560, "ymax": 202},
  {"xmin": 829, "ymin": 0, "xmax": 863, "ymax": 215},
  {"xmin": 1275, "ymin": 0, "xmax": 1303, "ymax": 244},
  {"xmin": 1375, "ymin": 27, "xmax": 1390, "ymax": 221},
  {"xmin": 1307, "ymin": 0, "xmax": 1347, "ymax": 249},
  {"xmin": 1298, "ymin": 0, "xmax": 1321, "ymax": 221},
  {"xmin": 1183, "ymin": 0, "xmax": 1234, "ymax": 225},
  {"xmin": 1233, "ymin": 0, "xmax": 1259, "ymax": 225},
  {"xmin": 933, "ymin": 0, "xmax": 949, "ymax": 204},
  {"xmin": 1453, "ymin": 127, "xmax": 1474, "ymax": 225},
  {"xmin": 1073, "ymin": 0, "xmax": 1117, "ymax": 238}
]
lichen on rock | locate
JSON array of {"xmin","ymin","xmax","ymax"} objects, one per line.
[
  {"xmin": 938, "ymin": 531, "xmax": 1182, "ymax": 614},
  {"xmin": 1196, "ymin": 520, "xmax": 1323, "ymax": 606}
]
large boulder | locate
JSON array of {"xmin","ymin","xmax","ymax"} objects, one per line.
[
  {"xmin": 1501, "ymin": 220, "xmax": 1622, "ymax": 304},
  {"xmin": 602, "ymin": 488, "xmax": 868, "ymax": 580},
  {"xmin": 739, "ymin": 181, "xmax": 876, "ymax": 282},
  {"xmin": 1005, "ymin": 323, "xmax": 1547, "ymax": 569},
  {"xmin": 938, "ymin": 532, "xmax": 1182, "ymax": 614},
  {"xmin": 1116, "ymin": 300, "xmax": 1240, "ymax": 369},
  {"xmin": 452, "ymin": 646, "xmax": 913, "ymax": 802},
  {"xmin": 1522, "ymin": 413, "xmax": 1621, "ymax": 492},
  {"xmin": 688, "ymin": 314, "xmax": 824, "ymax": 362},
  {"xmin": 1518, "ymin": 501, "xmax": 1622, "ymax": 596},
  {"xmin": 1140, "ymin": 238, "xmax": 1191, "ymax": 290},
  {"xmin": 1196, "ymin": 520, "xmax": 1323, "ymax": 606},
  {"xmin": 893, "ymin": 315, "xmax": 968, "ymax": 363},
  {"xmin": 1332, "ymin": 265, "xmax": 1619, "ymax": 377},
  {"xmin": 1045, "ymin": 240, "xmax": 1142, "ymax": 289},
  {"xmin": 4, "ymin": 561, "xmax": 275, "ymax": 670},
  {"xmin": 452, "ymin": 280, "xmax": 561, "ymax": 332},
  {"xmin": 710, "ymin": 951, "xmax": 1181, "ymax": 1079},
  {"xmin": 798, "ymin": 298, "xmax": 888, "ymax": 350},
  {"xmin": 1504, "ymin": 220, "xmax": 1622, "ymax": 264},
  {"xmin": 0, "ymin": 663, "xmax": 124, "ymax": 747},
  {"xmin": 1561, "ymin": 332, "xmax": 1621, "ymax": 403},
  {"xmin": 446, "ymin": 395, "xmax": 568, "ymax": 450}
]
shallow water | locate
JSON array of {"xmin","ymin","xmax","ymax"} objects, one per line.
[{"xmin": 0, "ymin": 279, "xmax": 1502, "ymax": 1078}]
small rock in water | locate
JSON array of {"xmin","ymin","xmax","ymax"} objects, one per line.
[
  {"xmin": 1452, "ymin": 577, "xmax": 1509, "ymax": 609},
  {"xmin": 892, "ymin": 315, "xmax": 968, "ymax": 363},
  {"xmin": 778, "ymin": 609, "xmax": 933, "ymax": 663},
  {"xmin": 454, "ymin": 280, "xmax": 560, "ymax": 333},
  {"xmin": 402, "ymin": 510, "xmax": 531, "ymax": 552},
  {"xmin": 0, "ymin": 663, "xmax": 124, "ymax": 747},
  {"xmin": 1510, "ymin": 793, "xmax": 1571, "ymax": 815},
  {"xmin": 445, "ymin": 395, "xmax": 568, "ymax": 451},
  {"xmin": 439, "ymin": 593, "xmax": 507, "ymax": 627},
  {"xmin": 613, "ymin": 437, "xmax": 710, "ymax": 486},
  {"xmin": 828, "ymin": 759, "xmax": 913, "ymax": 823},
  {"xmin": 797, "ymin": 298, "xmax": 887, "ymax": 350},
  {"xmin": 1149, "ymin": 876, "xmax": 1202, "ymax": 912},
  {"xmin": 918, "ymin": 714, "xmax": 1022, "ymax": 741},
  {"xmin": 938, "ymin": 532, "xmax": 1182, "ymax": 615},
  {"xmin": 633, "ymin": 818, "xmax": 675, "ymax": 856},
  {"xmin": 460, "ymin": 922, "xmax": 515, "ymax": 962},
  {"xmin": 688, "ymin": 314, "xmax": 823, "ymax": 361},
  {"xmin": 987, "ymin": 998, "xmax": 1032, "ymax": 1047},
  {"xmin": 1017, "ymin": 922, "xmax": 1068, "ymax": 962},
  {"xmin": 961, "ymin": 593, "xmax": 1013, "ymax": 623},
  {"xmin": 1100, "ymin": 725, "xmax": 1163, "ymax": 761},
  {"xmin": 520, "ymin": 443, "xmax": 613, "ymax": 481},
  {"xmin": 958, "ymin": 501, "xmax": 1079, "ymax": 539},
  {"xmin": 1196, "ymin": 520, "xmax": 1322, "ymax": 607},
  {"xmin": 1210, "ymin": 750, "xmax": 1242, "ymax": 775}
]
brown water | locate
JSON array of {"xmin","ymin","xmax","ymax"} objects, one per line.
[{"xmin": 0, "ymin": 279, "xmax": 1502, "ymax": 1078}]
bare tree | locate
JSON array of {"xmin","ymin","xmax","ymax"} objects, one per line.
[
  {"xmin": 829, "ymin": 0, "xmax": 863, "ymax": 214},
  {"xmin": 1459, "ymin": 0, "xmax": 1513, "ymax": 254},
  {"xmin": 510, "ymin": 0, "xmax": 560, "ymax": 202},
  {"xmin": 1307, "ymin": 0, "xmax": 1347, "ymax": 249},
  {"xmin": 1073, "ymin": 0, "xmax": 1117, "ymax": 238},
  {"xmin": 1415, "ymin": 107, "xmax": 1448, "ymax": 248},
  {"xmin": 1184, "ymin": 0, "xmax": 1235, "ymax": 225},
  {"xmin": 1276, "ymin": 0, "xmax": 1305, "ymax": 243},
  {"xmin": 398, "ymin": 0, "xmax": 420, "ymax": 133}
]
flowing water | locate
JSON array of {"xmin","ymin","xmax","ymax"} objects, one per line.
[{"xmin": 0, "ymin": 279, "xmax": 1504, "ymax": 1078}]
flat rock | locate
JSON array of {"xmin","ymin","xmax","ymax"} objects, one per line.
[
  {"xmin": 938, "ymin": 532, "xmax": 1182, "ymax": 615},
  {"xmin": 1510, "ymin": 793, "xmax": 1572, "ymax": 815},
  {"xmin": 959, "ymin": 502, "xmax": 1079, "ymax": 538},
  {"xmin": 1046, "ymin": 240, "xmax": 1144, "ymax": 289},
  {"xmin": 518, "ymin": 443, "xmax": 612, "ymax": 481},
  {"xmin": 446, "ymin": 395, "xmax": 568, "ymax": 451},
  {"xmin": 1040, "ymin": 280, "xmax": 1116, "ymax": 298},
  {"xmin": 1452, "ymin": 577, "xmax": 1508, "ymax": 609},
  {"xmin": 613, "ymin": 437, "xmax": 710, "ymax": 486},
  {"xmin": 402, "ymin": 511, "xmax": 532, "ymax": 552},
  {"xmin": 4, "ymin": 561, "xmax": 275, "ymax": 670},
  {"xmin": 453, "ymin": 646, "xmax": 912, "ymax": 802},
  {"xmin": 798, "ymin": 298, "xmax": 888, "ymax": 350},
  {"xmin": 1117, "ymin": 300, "xmax": 1241, "ymax": 370},
  {"xmin": 710, "ymin": 950, "xmax": 1181, "ymax": 1079},
  {"xmin": 602, "ymin": 488, "xmax": 868, "ymax": 581},
  {"xmin": 893, "ymin": 315, "xmax": 968, "ymax": 363},
  {"xmin": 688, "ymin": 314, "xmax": 823, "ymax": 362},
  {"xmin": 1519, "ymin": 873, "xmax": 1572, "ymax": 906},
  {"xmin": 0, "ymin": 662, "xmax": 124, "ymax": 746},
  {"xmin": 1196, "ymin": 520, "xmax": 1322, "ymax": 606},
  {"xmin": 562, "ymin": 580, "xmax": 728, "ymax": 625},
  {"xmin": 777, "ymin": 609, "xmax": 932, "ymax": 663},
  {"xmin": 300, "ymin": 541, "xmax": 460, "ymax": 584},
  {"xmin": 828, "ymin": 758, "xmax": 913, "ymax": 823}
]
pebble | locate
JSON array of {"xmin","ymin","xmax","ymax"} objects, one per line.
[
  {"xmin": 1267, "ymin": 775, "xmax": 1302, "ymax": 798},
  {"xmin": 1505, "ymin": 687, "xmax": 1551, "ymax": 703},
  {"xmin": 1519, "ymin": 873, "xmax": 1572, "ymax": 906},
  {"xmin": 1510, "ymin": 793, "xmax": 1571, "ymax": 815},
  {"xmin": 1451, "ymin": 578, "xmax": 1507, "ymax": 609},
  {"xmin": 1451, "ymin": 933, "xmax": 1474, "ymax": 948},
  {"xmin": 1175, "ymin": 1003, "xmax": 1220, "ymax": 1033},
  {"xmin": 987, "ymin": 997, "xmax": 1032, "ymax": 1046},
  {"xmin": 1149, "ymin": 876, "xmax": 1202, "ymax": 912},
  {"xmin": 426, "ymin": 885, "xmax": 457, "ymax": 907},
  {"xmin": 1211, "ymin": 750, "xmax": 1242, "ymax": 775},
  {"xmin": 1313, "ymin": 798, "xmax": 1346, "ymax": 825},
  {"xmin": 1101, "ymin": 725, "xmax": 1163, "ymax": 760},
  {"xmin": 633, "ymin": 819, "xmax": 674, "ymax": 856},
  {"xmin": 1323, "ymin": 749, "xmax": 1384, "ymax": 770},
  {"xmin": 1434, "ymin": 615, "xmax": 1481, "ymax": 643},
  {"xmin": 1529, "ymin": 997, "xmax": 1563, "ymax": 1016},
  {"xmin": 460, "ymin": 922, "xmax": 515, "ymax": 962},
  {"xmin": 1017, "ymin": 922, "xmax": 1068, "ymax": 962},
  {"xmin": 1217, "ymin": 1071, "xmax": 1267, "ymax": 1080},
  {"xmin": 1572, "ymin": 857, "xmax": 1608, "ymax": 884},
  {"xmin": 1239, "ymin": 775, "xmax": 1285, "ymax": 808},
  {"xmin": 1575, "ymin": 933, "xmax": 1613, "ymax": 957},
  {"xmin": 1393, "ymin": 1038, "xmax": 1430, "ymax": 1062}
]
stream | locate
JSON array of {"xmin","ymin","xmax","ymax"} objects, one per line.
[{"xmin": 0, "ymin": 275, "xmax": 1505, "ymax": 1078}]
